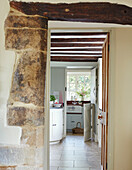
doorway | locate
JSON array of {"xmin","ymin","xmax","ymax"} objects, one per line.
[
  {"xmin": 4, "ymin": 2, "xmax": 132, "ymax": 170},
  {"xmin": 49, "ymin": 29, "xmax": 109, "ymax": 170}
]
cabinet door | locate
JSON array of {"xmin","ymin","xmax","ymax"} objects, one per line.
[
  {"xmin": 50, "ymin": 110, "xmax": 53, "ymax": 141},
  {"xmin": 67, "ymin": 114, "xmax": 83, "ymax": 130},
  {"xmin": 52, "ymin": 109, "xmax": 63, "ymax": 141},
  {"xmin": 66, "ymin": 114, "xmax": 72, "ymax": 130},
  {"xmin": 72, "ymin": 115, "xmax": 83, "ymax": 129}
]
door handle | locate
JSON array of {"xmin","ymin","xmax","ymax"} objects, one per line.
[
  {"xmin": 71, "ymin": 121, "xmax": 75, "ymax": 123},
  {"xmin": 98, "ymin": 115, "xmax": 103, "ymax": 120},
  {"xmin": 52, "ymin": 124, "xmax": 56, "ymax": 126}
]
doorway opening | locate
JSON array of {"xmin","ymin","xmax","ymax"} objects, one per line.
[{"xmin": 49, "ymin": 29, "xmax": 109, "ymax": 170}]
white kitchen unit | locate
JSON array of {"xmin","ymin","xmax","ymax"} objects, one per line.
[
  {"xmin": 67, "ymin": 114, "xmax": 83, "ymax": 132},
  {"xmin": 66, "ymin": 105, "xmax": 83, "ymax": 132},
  {"xmin": 50, "ymin": 108, "xmax": 63, "ymax": 144}
]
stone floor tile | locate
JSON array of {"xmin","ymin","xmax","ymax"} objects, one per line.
[
  {"xmin": 74, "ymin": 160, "xmax": 91, "ymax": 168},
  {"xmin": 50, "ymin": 154, "xmax": 61, "ymax": 160},
  {"xmin": 50, "ymin": 160, "xmax": 73, "ymax": 167},
  {"xmin": 50, "ymin": 166, "xmax": 58, "ymax": 170},
  {"xmin": 59, "ymin": 168, "xmax": 90, "ymax": 170},
  {"xmin": 61, "ymin": 155, "xmax": 88, "ymax": 161},
  {"xmin": 50, "ymin": 134, "xmax": 101, "ymax": 170}
]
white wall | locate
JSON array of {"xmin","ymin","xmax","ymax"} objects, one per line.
[
  {"xmin": 50, "ymin": 67, "xmax": 65, "ymax": 102},
  {"xmin": 111, "ymin": 28, "xmax": 132, "ymax": 170},
  {"xmin": 0, "ymin": 0, "xmax": 21, "ymax": 145}
]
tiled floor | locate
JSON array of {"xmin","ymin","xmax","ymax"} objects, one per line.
[{"xmin": 50, "ymin": 134, "xmax": 101, "ymax": 170}]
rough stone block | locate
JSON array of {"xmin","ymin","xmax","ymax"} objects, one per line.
[
  {"xmin": 0, "ymin": 146, "xmax": 33, "ymax": 165},
  {"xmin": 0, "ymin": 146, "xmax": 44, "ymax": 166},
  {"xmin": 5, "ymin": 29, "xmax": 47, "ymax": 51},
  {"xmin": 8, "ymin": 51, "xmax": 46, "ymax": 106},
  {"xmin": 7, "ymin": 107, "xmax": 44, "ymax": 126},
  {"xmin": 21, "ymin": 126, "xmax": 44, "ymax": 147},
  {"xmin": 36, "ymin": 148, "xmax": 44, "ymax": 165},
  {"xmin": 0, "ymin": 166, "xmax": 16, "ymax": 170},
  {"xmin": 5, "ymin": 15, "xmax": 48, "ymax": 29},
  {"xmin": 16, "ymin": 166, "xmax": 43, "ymax": 170}
]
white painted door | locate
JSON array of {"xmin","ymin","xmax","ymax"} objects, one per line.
[
  {"xmin": 84, "ymin": 103, "xmax": 91, "ymax": 142},
  {"xmin": 91, "ymin": 68, "xmax": 97, "ymax": 104}
]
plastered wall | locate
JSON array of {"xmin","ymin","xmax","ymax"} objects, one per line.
[
  {"xmin": 113, "ymin": 28, "xmax": 132, "ymax": 170},
  {"xmin": 50, "ymin": 67, "xmax": 65, "ymax": 102},
  {"xmin": 0, "ymin": 0, "xmax": 21, "ymax": 145}
]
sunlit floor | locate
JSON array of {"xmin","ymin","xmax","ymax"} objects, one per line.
[{"xmin": 50, "ymin": 134, "xmax": 101, "ymax": 170}]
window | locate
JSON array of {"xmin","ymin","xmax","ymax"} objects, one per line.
[{"xmin": 67, "ymin": 71, "xmax": 91, "ymax": 101}]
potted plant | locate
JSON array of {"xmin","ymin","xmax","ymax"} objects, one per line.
[{"xmin": 50, "ymin": 95, "xmax": 56, "ymax": 107}]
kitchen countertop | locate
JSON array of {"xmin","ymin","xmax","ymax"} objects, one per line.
[
  {"xmin": 67, "ymin": 101, "xmax": 91, "ymax": 106},
  {"xmin": 50, "ymin": 107, "xmax": 63, "ymax": 109}
]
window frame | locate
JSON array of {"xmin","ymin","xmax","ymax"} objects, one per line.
[{"xmin": 66, "ymin": 69, "xmax": 91, "ymax": 101}]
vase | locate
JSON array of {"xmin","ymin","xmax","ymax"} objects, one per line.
[
  {"xmin": 81, "ymin": 96, "xmax": 84, "ymax": 101},
  {"xmin": 50, "ymin": 101, "xmax": 54, "ymax": 107}
]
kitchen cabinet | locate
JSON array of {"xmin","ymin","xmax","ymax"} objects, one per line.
[
  {"xmin": 50, "ymin": 108, "xmax": 63, "ymax": 143},
  {"xmin": 66, "ymin": 105, "xmax": 84, "ymax": 132},
  {"xmin": 66, "ymin": 114, "xmax": 83, "ymax": 132}
]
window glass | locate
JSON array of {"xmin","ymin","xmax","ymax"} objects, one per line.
[{"xmin": 67, "ymin": 71, "xmax": 91, "ymax": 101}]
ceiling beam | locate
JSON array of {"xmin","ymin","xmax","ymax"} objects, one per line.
[
  {"xmin": 51, "ymin": 48, "xmax": 102, "ymax": 52},
  {"xmin": 51, "ymin": 43, "xmax": 103, "ymax": 47},
  {"xmin": 51, "ymin": 56, "xmax": 101, "ymax": 59},
  {"xmin": 51, "ymin": 53, "xmax": 102, "ymax": 56},
  {"xmin": 10, "ymin": 2, "xmax": 132, "ymax": 25},
  {"xmin": 51, "ymin": 32, "xmax": 108, "ymax": 36},
  {"xmin": 51, "ymin": 57, "xmax": 98, "ymax": 62},
  {"xmin": 51, "ymin": 38, "xmax": 105, "ymax": 43}
]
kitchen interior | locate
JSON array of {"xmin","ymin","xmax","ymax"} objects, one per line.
[{"xmin": 49, "ymin": 30, "xmax": 107, "ymax": 170}]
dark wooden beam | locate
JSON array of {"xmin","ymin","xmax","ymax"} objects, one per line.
[
  {"xmin": 51, "ymin": 57, "xmax": 98, "ymax": 62},
  {"xmin": 51, "ymin": 43, "xmax": 103, "ymax": 47},
  {"xmin": 51, "ymin": 38, "xmax": 105, "ymax": 43},
  {"xmin": 51, "ymin": 56, "xmax": 101, "ymax": 59},
  {"xmin": 51, "ymin": 48, "xmax": 102, "ymax": 52},
  {"xmin": 51, "ymin": 53, "xmax": 102, "ymax": 56},
  {"xmin": 51, "ymin": 32, "xmax": 107, "ymax": 36},
  {"xmin": 10, "ymin": 2, "xmax": 132, "ymax": 25}
]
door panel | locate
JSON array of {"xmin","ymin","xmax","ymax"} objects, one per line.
[
  {"xmin": 84, "ymin": 103, "xmax": 91, "ymax": 142},
  {"xmin": 102, "ymin": 33, "xmax": 109, "ymax": 170},
  {"xmin": 91, "ymin": 68, "xmax": 96, "ymax": 104},
  {"xmin": 52, "ymin": 109, "xmax": 63, "ymax": 141},
  {"xmin": 99, "ymin": 33, "xmax": 109, "ymax": 170}
]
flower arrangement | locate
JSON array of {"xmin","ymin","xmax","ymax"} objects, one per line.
[{"xmin": 76, "ymin": 88, "xmax": 88, "ymax": 101}]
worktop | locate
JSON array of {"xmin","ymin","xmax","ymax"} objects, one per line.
[{"xmin": 50, "ymin": 107, "xmax": 63, "ymax": 109}]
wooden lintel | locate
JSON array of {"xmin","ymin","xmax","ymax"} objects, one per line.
[
  {"xmin": 51, "ymin": 43, "xmax": 103, "ymax": 47},
  {"xmin": 51, "ymin": 38, "xmax": 105, "ymax": 43},
  {"xmin": 10, "ymin": 1, "xmax": 132, "ymax": 25}
]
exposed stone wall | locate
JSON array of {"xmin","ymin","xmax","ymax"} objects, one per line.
[{"xmin": 0, "ymin": 8, "xmax": 48, "ymax": 169}]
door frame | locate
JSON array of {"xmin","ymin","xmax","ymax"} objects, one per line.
[
  {"xmin": 47, "ymin": 27, "xmax": 114, "ymax": 170},
  {"xmin": 6, "ymin": 2, "xmax": 132, "ymax": 169}
]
